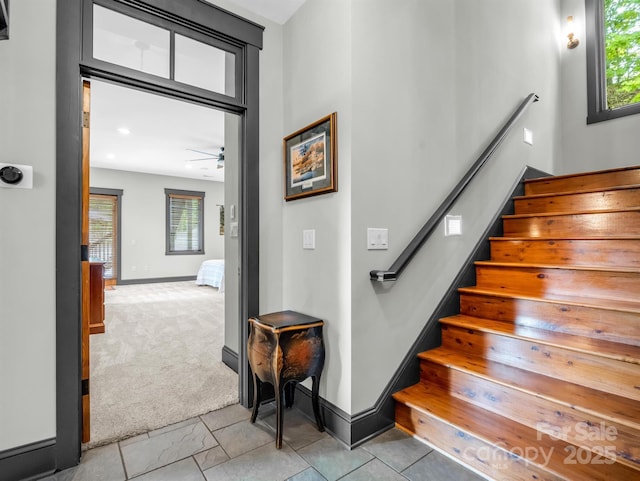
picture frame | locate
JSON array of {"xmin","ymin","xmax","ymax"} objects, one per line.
[{"xmin": 283, "ymin": 112, "xmax": 337, "ymax": 201}]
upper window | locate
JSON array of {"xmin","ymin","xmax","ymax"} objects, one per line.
[
  {"xmin": 89, "ymin": 3, "xmax": 239, "ymax": 100},
  {"xmin": 165, "ymin": 189, "xmax": 205, "ymax": 255},
  {"xmin": 586, "ymin": 0, "xmax": 640, "ymax": 123}
]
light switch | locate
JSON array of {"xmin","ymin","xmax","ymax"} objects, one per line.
[
  {"xmin": 523, "ymin": 128, "xmax": 533, "ymax": 145},
  {"xmin": 230, "ymin": 222, "xmax": 239, "ymax": 238},
  {"xmin": 367, "ymin": 228, "xmax": 389, "ymax": 250},
  {"xmin": 303, "ymin": 229, "xmax": 315, "ymax": 249}
]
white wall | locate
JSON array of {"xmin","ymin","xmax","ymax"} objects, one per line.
[
  {"xmin": 90, "ymin": 168, "xmax": 224, "ymax": 281},
  {"xmin": 559, "ymin": 0, "xmax": 640, "ymax": 174},
  {"xmin": 0, "ymin": 0, "xmax": 57, "ymax": 450}
]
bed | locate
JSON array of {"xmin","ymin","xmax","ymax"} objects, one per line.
[{"xmin": 196, "ymin": 259, "xmax": 225, "ymax": 292}]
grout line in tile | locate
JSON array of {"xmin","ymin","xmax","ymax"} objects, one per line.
[
  {"xmin": 117, "ymin": 440, "xmax": 131, "ymax": 480},
  {"xmin": 334, "ymin": 457, "xmax": 377, "ymax": 481}
]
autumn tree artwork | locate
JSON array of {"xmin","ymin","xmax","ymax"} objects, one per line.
[{"xmin": 291, "ymin": 133, "xmax": 327, "ymax": 187}]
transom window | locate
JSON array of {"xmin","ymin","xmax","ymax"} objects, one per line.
[
  {"xmin": 89, "ymin": 2, "xmax": 240, "ymax": 100},
  {"xmin": 586, "ymin": 0, "xmax": 640, "ymax": 123},
  {"xmin": 165, "ymin": 189, "xmax": 205, "ymax": 255}
]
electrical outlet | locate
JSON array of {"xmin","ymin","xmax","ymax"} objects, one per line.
[{"xmin": 367, "ymin": 228, "xmax": 388, "ymax": 250}]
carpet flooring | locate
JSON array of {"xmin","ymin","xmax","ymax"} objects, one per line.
[{"xmin": 88, "ymin": 281, "xmax": 238, "ymax": 448}]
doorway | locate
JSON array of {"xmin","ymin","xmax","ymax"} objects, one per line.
[
  {"xmin": 56, "ymin": 0, "xmax": 262, "ymax": 468},
  {"xmin": 85, "ymin": 78, "xmax": 240, "ymax": 445}
]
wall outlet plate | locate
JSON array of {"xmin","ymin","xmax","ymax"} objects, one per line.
[
  {"xmin": 367, "ymin": 228, "xmax": 388, "ymax": 250},
  {"xmin": 523, "ymin": 128, "xmax": 533, "ymax": 145}
]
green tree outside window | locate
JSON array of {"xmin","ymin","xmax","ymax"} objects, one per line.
[{"xmin": 605, "ymin": 0, "xmax": 640, "ymax": 109}]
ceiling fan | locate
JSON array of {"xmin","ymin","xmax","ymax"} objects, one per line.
[{"xmin": 185, "ymin": 147, "xmax": 225, "ymax": 169}]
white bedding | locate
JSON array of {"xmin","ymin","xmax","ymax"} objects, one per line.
[{"xmin": 196, "ymin": 259, "xmax": 225, "ymax": 292}]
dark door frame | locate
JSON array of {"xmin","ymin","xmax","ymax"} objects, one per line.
[{"xmin": 56, "ymin": 0, "xmax": 262, "ymax": 469}]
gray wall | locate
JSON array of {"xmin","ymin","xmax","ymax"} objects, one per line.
[
  {"xmin": 0, "ymin": 0, "xmax": 57, "ymax": 451},
  {"xmin": 283, "ymin": 0, "xmax": 562, "ymax": 414},
  {"xmin": 90, "ymin": 168, "xmax": 224, "ymax": 281},
  {"xmin": 282, "ymin": 0, "xmax": 354, "ymax": 413},
  {"xmin": 559, "ymin": 0, "xmax": 640, "ymax": 174}
]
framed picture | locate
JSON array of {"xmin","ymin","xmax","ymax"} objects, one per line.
[{"xmin": 283, "ymin": 112, "xmax": 337, "ymax": 201}]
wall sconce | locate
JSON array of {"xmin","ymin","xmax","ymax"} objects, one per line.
[{"xmin": 566, "ymin": 16, "xmax": 579, "ymax": 49}]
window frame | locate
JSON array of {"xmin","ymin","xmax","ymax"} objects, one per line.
[
  {"xmin": 586, "ymin": 0, "xmax": 640, "ymax": 123},
  {"xmin": 165, "ymin": 188, "xmax": 205, "ymax": 255}
]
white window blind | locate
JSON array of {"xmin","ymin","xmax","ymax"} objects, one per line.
[{"xmin": 166, "ymin": 189, "xmax": 205, "ymax": 254}]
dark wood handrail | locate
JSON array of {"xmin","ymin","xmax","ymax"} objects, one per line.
[{"xmin": 370, "ymin": 93, "xmax": 539, "ymax": 282}]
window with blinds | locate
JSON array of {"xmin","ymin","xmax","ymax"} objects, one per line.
[
  {"xmin": 165, "ymin": 189, "xmax": 205, "ymax": 255},
  {"xmin": 89, "ymin": 194, "xmax": 118, "ymax": 278}
]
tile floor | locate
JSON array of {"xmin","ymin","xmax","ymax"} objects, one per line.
[{"xmin": 42, "ymin": 404, "xmax": 485, "ymax": 481}]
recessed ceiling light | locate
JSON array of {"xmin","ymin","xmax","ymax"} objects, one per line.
[
  {"xmin": 106, "ymin": 153, "xmax": 115, "ymax": 160},
  {"xmin": 117, "ymin": 127, "xmax": 131, "ymax": 135}
]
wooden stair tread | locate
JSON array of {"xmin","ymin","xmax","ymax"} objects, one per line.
[
  {"xmin": 440, "ymin": 314, "xmax": 640, "ymax": 364},
  {"xmin": 489, "ymin": 236, "xmax": 640, "ymax": 241},
  {"xmin": 514, "ymin": 183, "xmax": 640, "ymax": 201},
  {"xmin": 474, "ymin": 260, "xmax": 640, "ymax": 274},
  {"xmin": 458, "ymin": 286, "xmax": 640, "ymax": 314},
  {"xmin": 524, "ymin": 165, "xmax": 640, "ymax": 184},
  {"xmin": 394, "ymin": 383, "xmax": 639, "ymax": 481},
  {"xmin": 395, "ymin": 167, "xmax": 640, "ymax": 479},
  {"xmin": 503, "ymin": 206, "xmax": 640, "ymax": 220},
  {"xmin": 416, "ymin": 347, "xmax": 640, "ymax": 431}
]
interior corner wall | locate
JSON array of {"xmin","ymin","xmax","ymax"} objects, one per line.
[
  {"xmin": 0, "ymin": 0, "xmax": 57, "ymax": 451},
  {"xmin": 559, "ymin": 0, "xmax": 640, "ymax": 174},
  {"xmin": 282, "ymin": 0, "xmax": 353, "ymax": 414},
  {"xmin": 90, "ymin": 168, "xmax": 224, "ymax": 281}
]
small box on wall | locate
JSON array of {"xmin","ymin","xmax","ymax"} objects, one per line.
[
  {"xmin": 0, "ymin": 0, "xmax": 8, "ymax": 40},
  {"xmin": 0, "ymin": 163, "xmax": 33, "ymax": 189}
]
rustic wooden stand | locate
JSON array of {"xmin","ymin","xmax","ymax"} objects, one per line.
[{"xmin": 247, "ymin": 310, "xmax": 325, "ymax": 448}]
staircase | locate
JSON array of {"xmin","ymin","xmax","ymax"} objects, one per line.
[{"xmin": 393, "ymin": 166, "xmax": 640, "ymax": 481}]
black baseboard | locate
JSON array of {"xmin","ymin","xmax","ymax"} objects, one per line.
[
  {"xmin": 292, "ymin": 384, "xmax": 354, "ymax": 447},
  {"xmin": 225, "ymin": 168, "xmax": 551, "ymax": 449},
  {"xmin": 336, "ymin": 166, "xmax": 551, "ymax": 447},
  {"xmin": 222, "ymin": 345, "xmax": 238, "ymax": 373},
  {"xmin": 118, "ymin": 275, "xmax": 197, "ymax": 285},
  {"xmin": 0, "ymin": 438, "xmax": 56, "ymax": 481}
]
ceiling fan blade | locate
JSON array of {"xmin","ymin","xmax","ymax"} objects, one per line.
[{"xmin": 186, "ymin": 148, "xmax": 217, "ymax": 156}]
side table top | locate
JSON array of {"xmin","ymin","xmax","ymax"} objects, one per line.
[{"xmin": 251, "ymin": 310, "xmax": 323, "ymax": 330}]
